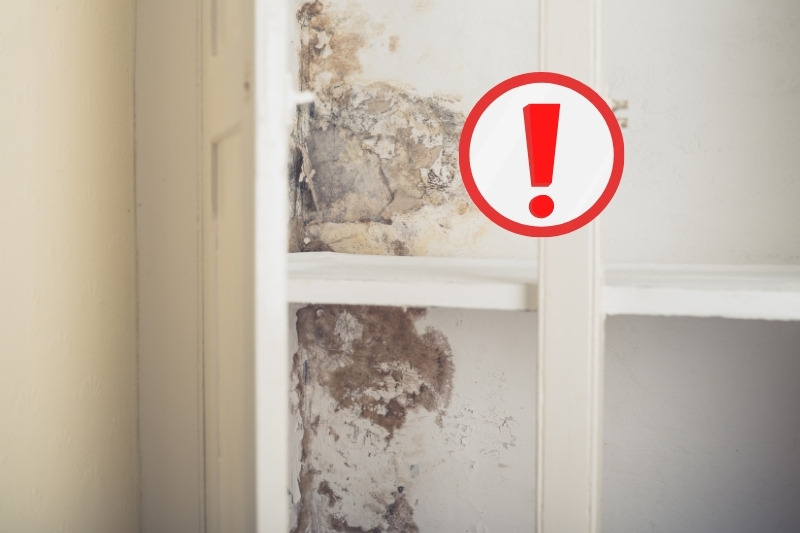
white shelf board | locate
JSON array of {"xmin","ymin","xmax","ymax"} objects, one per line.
[
  {"xmin": 289, "ymin": 254, "xmax": 800, "ymax": 320},
  {"xmin": 288, "ymin": 252, "xmax": 538, "ymax": 311},
  {"xmin": 604, "ymin": 264, "xmax": 800, "ymax": 321}
]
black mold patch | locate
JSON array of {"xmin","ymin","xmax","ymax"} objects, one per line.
[
  {"xmin": 305, "ymin": 125, "xmax": 391, "ymax": 223},
  {"xmin": 318, "ymin": 480, "xmax": 340, "ymax": 507},
  {"xmin": 384, "ymin": 494, "xmax": 419, "ymax": 533}
]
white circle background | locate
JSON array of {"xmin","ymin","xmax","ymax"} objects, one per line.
[{"xmin": 469, "ymin": 82, "xmax": 614, "ymax": 226}]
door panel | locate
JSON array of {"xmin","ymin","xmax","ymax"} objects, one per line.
[{"xmin": 203, "ymin": 0, "xmax": 256, "ymax": 531}]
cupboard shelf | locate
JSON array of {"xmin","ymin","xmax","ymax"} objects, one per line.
[
  {"xmin": 289, "ymin": 253, "xmax": 800, "ymax": 320},
  {"xmin": 605, "ymin": 264, "xmax": 800, "ymax": 321},
  {"xmin": 288, "ymin": 252, "xmax": 538, "ymax": 311}
]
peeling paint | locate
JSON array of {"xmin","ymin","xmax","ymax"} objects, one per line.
[
  {"xmin": 388, "ymin": 35, "xmax": 400, "ymax": 53},
  {"xmin": 288, "ymin": 306, "xmax": 537, "ymax": 530},
  {"xmin": 290, "ymin": 305, "xmax": 454, "ymax": 531},
  {"xmin": 290, "ymin": 1, "xmax": 488, "ymax": 256},
  {"xmin": 287, "ymin": 2, "xmax": 538, "ymax": 529}
]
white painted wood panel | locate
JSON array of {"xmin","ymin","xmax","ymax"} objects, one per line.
[
  {"xmin": 203, "ymin": 0, "xmax": 258, "ymax": 531},
  {"xmin": 289, "ymin": 254, "xmax": 800, "ymax": 323},
  {"xmin": 254, "ymin": 0, "xmax": 291, "ymax": 531},
  {"xmin": 537, "ymin": 0, "xmax": 604, "ymax": 531},
  {"xmin": 537, "ymin": 227, "xmax": 604, "ymax": 533}
]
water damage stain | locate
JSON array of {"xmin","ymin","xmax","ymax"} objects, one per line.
[
  {"xmin": 291, "ymin": 1, "xmax": 480, "ymax": 256},
  {"xmin": 291, "ymin": 305, "xmax": 453, "ymax": 532}
]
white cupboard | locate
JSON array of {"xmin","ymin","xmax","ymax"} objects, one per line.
[{"xmin": 137, "ymin": 0, "xmax": 800, "ymax": 531}]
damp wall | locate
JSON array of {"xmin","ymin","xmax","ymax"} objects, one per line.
[
  {"xmin": 288, "ymin": 305, "xmax": 537, "ymax": 532},
  {"xmin": 287, "ymin": 1, "xmax": 541, "ymax": 530},
  {"xmin": 286, "ymin": 1, "xmax": 800, "ymax": 532},
  {"xmin": 289, "ymin": 0, "xmax": 540, "ymax": 258}
]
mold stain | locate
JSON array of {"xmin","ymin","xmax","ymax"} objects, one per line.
[
  {"xmin": 412, "ymin": 0, "xmax": 435, "ymax": 13},
  {"xmin": 384, "ymin": 494, "xmax": 419, "ymax": 532},
  {"xmin": 291, "ymin": 1, "xmax": 487, "ymax": 256},
  {"xmin": 291, "ymin": 305, "xmax": 453, "ymax": 532}
]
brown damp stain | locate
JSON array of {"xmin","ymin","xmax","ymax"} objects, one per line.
[
  {"xmin": 412, "ymin": 0, "xmax": 435, "ymax": 13},
  {"xmin": 294, "ymin": 305, "xmax": 453, "ymax": 439},
  {"xmin": 384, "ymin": 494, "xmax": 419, "ymax": 533},
  {"xmin": 322, "ymin": 492, "xmax": 417, "ymax": 532},
  {"xmin": 292, "ymin": 468, "xmax": 317, "ymax": 533},
  {"xmin": 290, "ymin": 4, "xmax": 465, "ymax": 530},
  {"xmin": 328, "ymin": 515, "xmax": 381, "ymax": 533},
  {"xmin": 291, "ymin": 1, "xmax": 468, "ymax": 255},
  {"xmin": 390, "ymin": 240, "xmax": 410, "ymax": 256},
  {"xmin": 318, "ymin": 480, "xmax": 340, "ymax": 507},
  {"xmin": 291, "ymin": 304, "xmax": 452, "ymax": 532},
  {"xmin": 297, "ymin": 0, "xmax": 368, "ymax": 89}
]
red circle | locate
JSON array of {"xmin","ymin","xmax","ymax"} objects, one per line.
[
  {"xmin": 458, "ymin": 72, "xmax": 625, "ymax": 237},
  {"xmin": 530, "ymin": 195, "xmax": 554, "ymax": 218}
]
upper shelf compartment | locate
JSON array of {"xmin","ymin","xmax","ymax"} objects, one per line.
[
  {"xmin": 288, "ymin": 252, "xmax": 538, "ymax": 311},
  {"xmin": 602, "ymin": 1, "xmax": 800, "ymax": 265},
  {"xmin": 605, "ymin": 265, "xmax": 800, "ymax": 321}
]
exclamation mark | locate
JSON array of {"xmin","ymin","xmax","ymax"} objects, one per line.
[{"xmin": 523, "ymin": 103, "xmax": 560, "ymax": 218}]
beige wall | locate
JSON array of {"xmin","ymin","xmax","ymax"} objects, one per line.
[{"xmin": 0, "ymin": 2, "xmax": 139, "ymax": 532}]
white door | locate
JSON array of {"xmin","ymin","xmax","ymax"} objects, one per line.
[
  {"xmin": 204, "ymin": 0, "xmax": 296, "ymax": 531},
  {"xmin": 203, "ymin": 0, "xmax": 257, "ymax": 531}
]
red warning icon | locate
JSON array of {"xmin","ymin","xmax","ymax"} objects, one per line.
[
  {"xmin": 523, "ymin": 103, "xmax": 560, "ymax": 218},
  {"xmin": 459, "ymin": 72, "xmax": 624, "ymax": 237}
]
